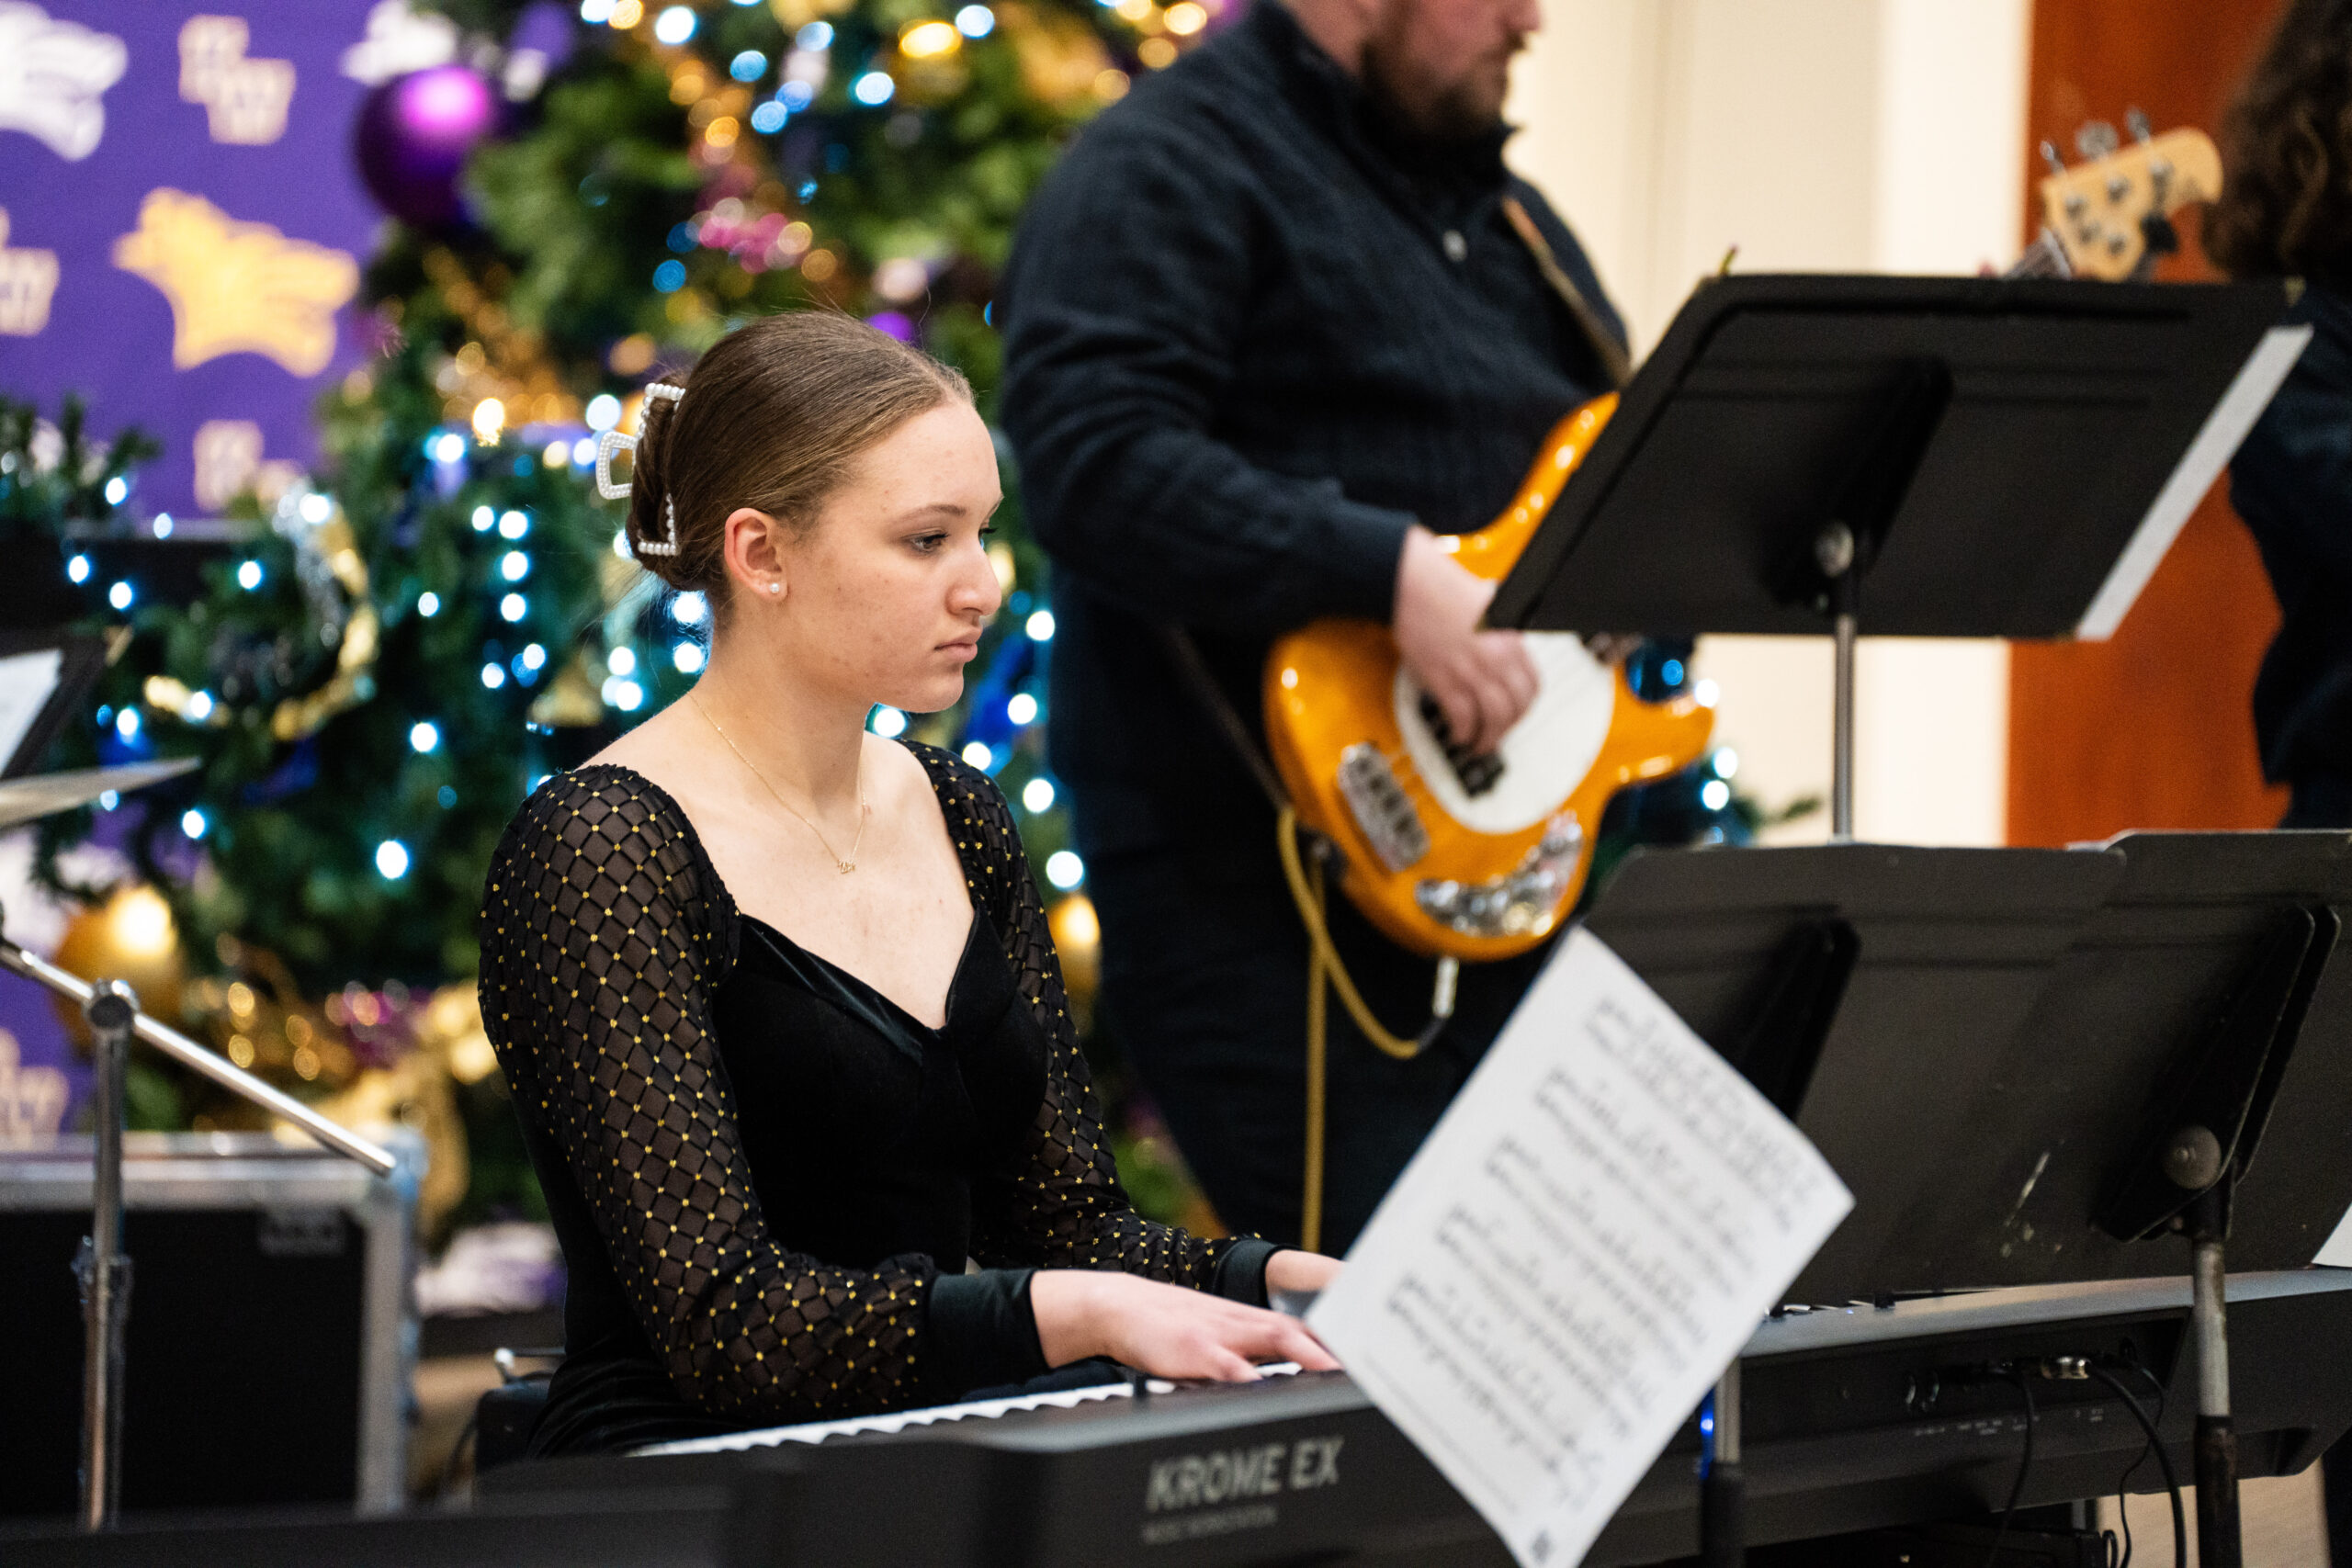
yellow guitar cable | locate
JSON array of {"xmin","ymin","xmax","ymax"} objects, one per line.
[{"xmin": 1277, "ymin": 806, "xmax": 1433, "ymax": 1251}]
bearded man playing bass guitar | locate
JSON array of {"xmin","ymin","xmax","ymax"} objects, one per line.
[{"xmin": 998, "ymin": 0, "xmax": 1628, "ymax": 1255}]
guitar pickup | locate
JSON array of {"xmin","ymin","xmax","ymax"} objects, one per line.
[
  {"xmin": 1336, "ymin": 742, "xmax": 1430, "ymax": 872},
  {"xmin": 1416, "ymin": 694, "xmax": 1506, "ymax": 796}
]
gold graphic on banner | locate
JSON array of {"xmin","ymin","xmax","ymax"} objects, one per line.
[
  {"xmin": 193, "ymin": 419, "xmax": 300, "ymax": 509},
  {"xmin": 0, "ymin": 209, "xmax": 59, "ymax": 335},
  {"xmin": 178, "ymin": 15, "xmax": 295, "ymax": 144},
  {"xmin": 0, "ymin": 1031, "xmax": 69, "ymax": 1142},
  {"xmin": 112, "ymin": 188, "xmax": 357, "ymax": 376}
]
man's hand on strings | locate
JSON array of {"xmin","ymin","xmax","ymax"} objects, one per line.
[{"xmin": 1393, "ymin": 524, "xmax": 1539, "ymax": 756}]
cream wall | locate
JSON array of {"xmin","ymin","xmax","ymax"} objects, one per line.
[{"xmin": 1504, "ymin": 0, "xmax": 2030, "ymax": 845}]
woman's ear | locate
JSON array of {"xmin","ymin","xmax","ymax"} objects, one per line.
[{"xmin": 722, "ymin": 506, "xmax": 790, "ymax": 601}]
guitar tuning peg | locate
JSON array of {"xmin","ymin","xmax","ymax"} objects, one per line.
[
  {"xmin": 2041, "ymin": 140, "xmax": 2068, "ymax": 176},
  {"xmin": 2127, "ymin": 107, "xmax": 2152, "ymax": 142},
  {"xmin": 2076, "ymin": 120, "xmax": 2120, "ymax": 161}
]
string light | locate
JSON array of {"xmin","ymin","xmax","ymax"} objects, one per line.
[
  {"xmin": 1025, "ymin": 609, "xmax": 1055, "ymax": 641},
  {"xmin": 1701, "ymin": 779, "xmax": 1732, "ymax": 811},
  {"xmin": 376, "ymin": 840, "xmax": 411, "ymax": 879},
  {"xmin": 500, "ymin": 550, "xmax": 530, "ymax": 581},
  {"xmin": 730, "ymin": 49, "xmax": 767, "ymax": 80},
  {"xmin": 499, "ymin": 509, "xmax": 530, "ymax": 539},
  {"xmin": 673, "ymin": 642, "xmax": 706, "ymax": 673},
  {"xmin": 673, "ymin": 591, "xmax": 708, "ymax": 625},
  {"xmin": 653, "ymin": 5, "xmax": 696, "ymax": 42},
  {"xmin": 1046, "ymin": 850, "xmax": 1085, "ymax": 889},
  {"xmin": 107, "ymin": 581, "xmax": 134, "ymax": 611},
  {"xmin": 186, "ymin": 691, "xmax": 215, "ymax": 721},
  {"xmin": 871, "ymin": 706, "xmax": 908, "ymax": 738},
  {"xmin": 571, "ymin": 435, "xmax": 598, "ymax": 465},
  {"xmin": 962, "ymin": 740, "xmax": 992, "ymax": 769},
  {"xmin": 299, "ymin": 492, "xmax": 333, "ymax": 524},
  {"xmin": 1023, "ymin": 776, "xmax": 1055, "ymax": 812},
  {"xmin": 500, "ymin": 593, "xmax": 527, "ymax": 621},
  {"xmin": 580, "ymin": 0, "xmax": 615, "ymax": 18},
  {"xmin": 956, "ymin": 4, "xmax": 995, "ymax": 35},
  {"xmin": 1714, "ymin": 748, "xmax": 1740, "ymax": 779},
  {"xmin": 66, "ymin": 554, "xmax": 90, "ymax": 583},
  {"xmin": 585, "ymin": 393, "xmax": 621, "ymax": 430},
  {"xmin": 115, "ymin": 708, "xmax": 140, "ymax": 739},
  {"xmin": 602, "ymin": 677, "xmax": 645, "ymax": 711},
  {"xmin": 1164, "ymin": 1, "xmax": 1207, "ymax": 31},
  {"xmin": 471, "ymin": 398, "xmax": 505, "ymax": 444},
  {"xmin": 608, "ymin": 646, "xmax": 637, "ymax": 676},
  {"xmin": 521, "ymin": 643, "xmax": 547, "ymax": 671},
  {"xmin": 411, "ymin": 721, "xmax": 441, "ymax": 753},
  {"xmin": 103, "ymin": 475, "xmax": 129, "ymax": 505},
  {"xmin": 900, "ymin": 19, "xmax": 959, "ymax": 57},
  {"xmin": 418, "ymin": 592, "xmax": 441, "ymax": 616},
  {"xmin": 1007, "ymin": 692, "xmax": 1038, "ymax": 725},
  {"xmin": 152, "ymin": 513, "xmax": 173, "ymax": 538},
  {"xmin": 431, "ymin": 432, "xmax": 467, "ymax": 464},
  {"xmin": 481, "ymin": 663, "xmax": 507, "ymax": 689},
  {"xmin": 181, "ymin": 808, "xmax": 208, "ymax": 839},
  {"xmin": 852, "ymin": 71, "xmax": 895, "ymax": 106},
  {"xmin": 797, "ymin": 21, "xmax": 833, "ymax": 47}
]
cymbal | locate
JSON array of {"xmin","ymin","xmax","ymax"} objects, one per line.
[{"xmin": 0, "ymin": 760, "xmax": 200, "ymax": 829}]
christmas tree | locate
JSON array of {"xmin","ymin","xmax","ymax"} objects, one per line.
[{"xmin": 24, "ymin": 0, "xmax": 1208, "ymax": 1231}]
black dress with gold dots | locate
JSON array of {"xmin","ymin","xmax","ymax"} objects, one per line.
[{"xmin": 479, "ymin": 744, "xmax": 1274, "ymax": 1456}]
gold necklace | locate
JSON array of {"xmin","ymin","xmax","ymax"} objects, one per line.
[{"xmin": 689, "ymin": 693, "xmax": 869, "ymax": 874}]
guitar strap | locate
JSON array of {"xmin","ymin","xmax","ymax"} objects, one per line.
[{"xmin": 1500, "ymin": 195, "xmax": 1632, "ymax": 391}]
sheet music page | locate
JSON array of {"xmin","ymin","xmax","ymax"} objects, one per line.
[
  {"xmin": 1306, "ymin": 929, "xmax": 1852, "ymax": 1568},
  {"xmin": 0, "ymin": 649, "xmax": 62, "ymax": 773}
]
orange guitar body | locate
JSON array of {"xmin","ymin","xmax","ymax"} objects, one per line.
[{"xmin": 1263, "ymin": 395, "xmax": 1714, "ymax": 962}]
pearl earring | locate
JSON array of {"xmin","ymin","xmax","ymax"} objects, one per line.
[{"xmin": 767, "ymin": 582, "xmax": 783, "ymax": 595}]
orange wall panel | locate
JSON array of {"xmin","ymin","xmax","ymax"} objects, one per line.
[{"xmin": 2007, "ymin": 0, "xmax": 2292, "ymax": 845}]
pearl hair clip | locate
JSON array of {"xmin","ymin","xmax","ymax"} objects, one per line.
[{"xmin": 594, "ymin": 382, "xmax": 686, "ymax": 558}]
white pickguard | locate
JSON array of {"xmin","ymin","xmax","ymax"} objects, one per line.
[{"xmin": 1391, "ymin": 633, "xmax": 1615, "ymax": 836}]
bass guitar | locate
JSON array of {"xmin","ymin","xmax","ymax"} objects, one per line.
[{"xmin": 1262, "ymin": 396, "xmax": 1712, "ymax": 964}]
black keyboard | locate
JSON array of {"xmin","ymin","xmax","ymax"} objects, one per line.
[{"xmin": 12, "ymin": 1272, "xmax": 2352, "ymax": 1567}]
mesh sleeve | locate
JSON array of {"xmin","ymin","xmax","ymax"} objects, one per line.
[
  {"xmin": 912, "ymin": 746, "xmax": 1258, "ymax": 1286},
  {"xmin": 479, "ymin": 768, "xmax": 944, "ymax": 1420}
]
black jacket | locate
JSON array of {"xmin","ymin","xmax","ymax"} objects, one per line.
[
  {"xmin": 999, "ymin": 0, "xmax": 1623, "ymax": 858},
  {"xmin": 2229, "ymin": 285, "xmax": 2352, "ymax": 801}
]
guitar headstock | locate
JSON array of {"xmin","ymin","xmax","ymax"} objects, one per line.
[{"xmin": 2036, "ymin": 115, "xmax": 2222, "ymax": 282}]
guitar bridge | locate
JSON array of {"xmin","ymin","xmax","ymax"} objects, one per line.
[{"xmin": 1336, "ymin": 742, "xmax": 1430, "ymax": 872}]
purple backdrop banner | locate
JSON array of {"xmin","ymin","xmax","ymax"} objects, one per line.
[{"xmin": 0, "ymin": 0, "xmax": 396, "ymax": 520}]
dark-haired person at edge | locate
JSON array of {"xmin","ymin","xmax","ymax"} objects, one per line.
[
  {"xmin": 478, "ymin": 311, "xmax": 1340, "ymax": 1456},
  {"xmin": 2205, "ymin": 0, "xmax": 2352, "ymax": 1551},
  {"xmin": 2210, "ymin": 0, "xmax": 2352, "ymax": 839},
  {"xmin": 998, "ymin": 0, "xmax": 1625, "ymax": 1254}
]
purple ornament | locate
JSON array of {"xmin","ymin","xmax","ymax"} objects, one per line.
[{"xmin": 353, "ymin": 66, "xmax": 503, "ymax": 230}]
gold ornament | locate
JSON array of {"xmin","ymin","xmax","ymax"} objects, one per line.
[
  {"xmin": 1048, "ymin": 891, "xmax": 1100, "ymax": 1021},
  {"xmin": 112, "ymin": 188, "xmax": 357, "ymax": 375},
  {"xmin": 51, "ymin": 886, "xmax": 186, "ymax": 1049}
]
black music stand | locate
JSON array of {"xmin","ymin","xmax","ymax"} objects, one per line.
[
  {"xmin": 1487, "ymin": 275, "xmax": 2300, "ymax": 840},
  {"xmin": 1584, "ymin": 830, "xmax": 2352, "ymax": 1568}
]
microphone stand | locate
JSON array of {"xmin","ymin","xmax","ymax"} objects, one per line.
[{"xmin": 0, "ymin": 914, "xmax": 397, "ymax": 1532}]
